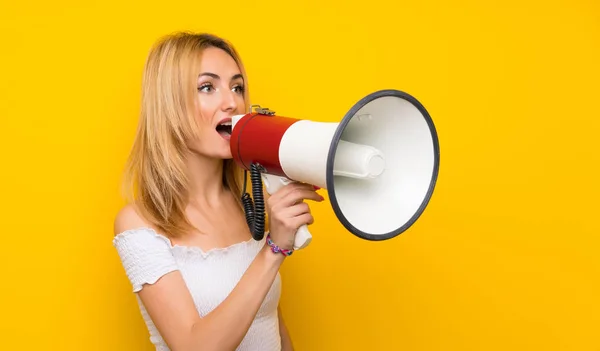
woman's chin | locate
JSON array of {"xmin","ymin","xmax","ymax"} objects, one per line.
[{"xmin": 219, "ymin": 148, "xmax": 233, "ymax": 160}]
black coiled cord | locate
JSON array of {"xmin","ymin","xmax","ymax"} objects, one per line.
[{"xmin": 241, "ymin": 163, "xmax": 266, "ymax": 240}]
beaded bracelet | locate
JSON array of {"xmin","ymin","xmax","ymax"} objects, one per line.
[{"xmin": 266, "ymin": 233, "xmax": 294, "ymax": 256}]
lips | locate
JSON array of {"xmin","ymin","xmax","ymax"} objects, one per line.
[{"xmin": 216, "ymin": 118, "xmax": 232, "ymax": 140}]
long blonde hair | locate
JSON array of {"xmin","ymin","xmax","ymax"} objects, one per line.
[{"xmin": 121, "ymin": 32, "xmax": 249, "ymax": 238}]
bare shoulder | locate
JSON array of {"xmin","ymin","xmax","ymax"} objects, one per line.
[{"xmin": 114, "ymin": 203, "xmax": 149, "ymax": 236}]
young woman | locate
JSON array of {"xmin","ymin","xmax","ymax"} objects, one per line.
[{"xmin": 112, "ymin": 31, "xmax": 323, "ymax": 351}]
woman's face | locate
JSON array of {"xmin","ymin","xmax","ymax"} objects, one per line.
[{"xmin": 190, "ymin": 46, "xmax": 245, "ymax": 160}]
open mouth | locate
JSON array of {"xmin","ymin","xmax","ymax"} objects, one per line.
[{"xmin": 216, "ymin": 119, "xmax": 232, "ymax": 140}]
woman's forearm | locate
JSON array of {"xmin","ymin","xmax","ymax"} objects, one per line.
[
  {"xmin": 189, "ymin": 245, "xmax": 285, "ymax": 350},
  {"xmin": 143, "ymin": 244, "xmax": 285, "ymax": 351}
]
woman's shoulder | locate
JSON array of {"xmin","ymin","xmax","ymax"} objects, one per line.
[
  {"xmin": 112, "ymin": 203, "xmax": 172, "ymax": 250},
  {"xmin": 112, "ymin": 204, "xmax": 180, "ymax": 293},
  {"xmin": 113, "ymin": 203, "xmax": 148, "ymax": 236}
]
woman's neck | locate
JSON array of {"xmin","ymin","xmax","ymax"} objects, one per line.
[{"xmin": 185, "ymin": 152, "xmax": 227, "ymax": 208}]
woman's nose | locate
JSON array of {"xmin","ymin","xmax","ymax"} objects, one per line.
[{"xmin": 221, "ymin": 89, "xmax": 237, "ymax": 111}]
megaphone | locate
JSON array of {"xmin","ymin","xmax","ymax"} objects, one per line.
[{"xmin": 230, "ymin": 89, "xmax": 440, "ymax": 251}]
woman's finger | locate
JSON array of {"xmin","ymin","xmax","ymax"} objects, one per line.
[
  {"xmin": 268, "ymin": 182, "xmax": 316, "ymax": 201},
  {"xmin": 279, "ymin": 202, "xmax": 311, "ymax": 218},
  {"xmin": 290, "ymin": 213, "xmax": 314, "ymax": 228},
  {"xmin": 280, "ymin": 188, "xmax": 323, "ymax": 207}
]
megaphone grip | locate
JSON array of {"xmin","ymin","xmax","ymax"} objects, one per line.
[
  {"xmin": 262, "ymin": 174, "xmax": 314, "ymax": 251},
  {"xmin": 294, "ymin": 224, "xmax": 312, "ymax": 250}
]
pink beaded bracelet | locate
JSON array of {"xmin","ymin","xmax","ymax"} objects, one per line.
[{"xmin": 266, "ymin": 233, "xmax": 294, "ymax": 256}]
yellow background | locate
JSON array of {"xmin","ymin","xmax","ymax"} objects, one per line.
[{"xmin": 1, "ymin": 0, "xmax": 598, "ymax": 350}]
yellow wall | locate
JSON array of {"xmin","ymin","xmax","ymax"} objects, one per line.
[{"xmin": 1, "ymin": 0, "xmax": 598, "ymax": 350}]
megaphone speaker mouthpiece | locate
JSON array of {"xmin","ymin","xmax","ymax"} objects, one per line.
[{"xmin": 332, "ymin": 140, "xmax": 386, "ymax": 179}]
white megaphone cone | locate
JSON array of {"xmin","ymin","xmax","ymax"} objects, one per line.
[{"xmin": 230, "ymin": 89, "xmax": 440, "ymax": 251}]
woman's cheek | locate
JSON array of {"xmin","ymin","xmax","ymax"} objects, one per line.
[{"xmin": 197, "ymin": 98, "xmax": 218, "ymax": 121}]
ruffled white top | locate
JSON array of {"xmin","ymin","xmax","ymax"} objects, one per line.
[{"xmin": 113, "ymin": 227, "xmax": 282, "ymax": 351}]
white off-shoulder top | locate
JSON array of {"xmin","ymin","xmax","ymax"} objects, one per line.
[{"xmin": 113, "ymin": 227, "xmax": 282, "ymax": 351}]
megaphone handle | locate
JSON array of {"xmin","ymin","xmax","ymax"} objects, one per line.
[
  {"xmin": 261, "ymin": 174, "xmax": 313, "ymax": 251},
  {"xmin": 293, "ymin": 224, "xmax": 313, "ymax": 250}
]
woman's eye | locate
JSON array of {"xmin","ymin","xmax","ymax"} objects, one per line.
[
  {"xmin": 233, "ymin": 85, "xmax": 245, "ymax": 94},
  {"xmin": 198, "ymin": 84, "xmax": 213, "ymax": 93}
]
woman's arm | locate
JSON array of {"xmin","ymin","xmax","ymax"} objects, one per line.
[
  {"xmin": 114, "ymin": 182, "xmax": 321, "ymax": 351},
  {"xmin": 278, "ymin": 306, "xmax": 294, "ymax": 351},
  {"xmin": 115, "ymin": 209, "xmax": 285, "ymax": 351},
  {"xmin": 115, "ymin": 206, "xmax": 284, "ymax": 351},
  {"xmin": 142, "ymin": 246, "xmax": 283, "ymax": 351}
]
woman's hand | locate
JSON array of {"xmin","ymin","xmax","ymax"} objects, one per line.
[{"xmin": 266, "ymin": 182, "xmax": 323, "ymax": 251}]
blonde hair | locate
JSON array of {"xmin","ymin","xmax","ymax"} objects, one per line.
[{"xmin": 121, "ymin": 32, "xmax": 249, "ymax": 238}]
